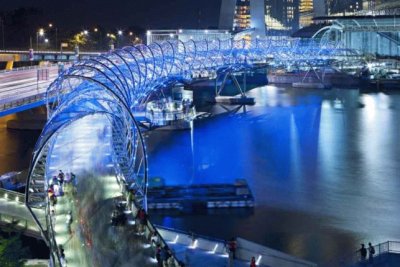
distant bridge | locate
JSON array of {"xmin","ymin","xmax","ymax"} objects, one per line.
[{"xmin": 0, "ymin": 49, "xmax": 102, "ymax": 62}]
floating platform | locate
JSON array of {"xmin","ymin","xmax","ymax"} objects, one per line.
[
  {"xmin": 214, "ymin": 96, "xmax": 255, "ymax": 105},
  {"xmin": 147, "ymin": 179, "xmax": 254, "ymax": 210}
]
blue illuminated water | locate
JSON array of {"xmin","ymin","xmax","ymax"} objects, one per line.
[{"xmin": 147, "ymin": 85, "xmax": 400, "ymax": 265}]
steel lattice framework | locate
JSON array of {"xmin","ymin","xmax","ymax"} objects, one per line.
[{"xmin": 25, "ymin": 37, "xmax": 355, "ymax": 261}]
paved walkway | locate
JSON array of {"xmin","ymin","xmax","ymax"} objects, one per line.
[{"xmin": 47, "ymin": 115, "xmax": 157, "ymax": 266}]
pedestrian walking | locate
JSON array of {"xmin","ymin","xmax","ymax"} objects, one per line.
[
  {"xmin": 66, "ymin": 211, "xmax": 72, "ymax": 234},
  {"xmin": 136, "ymin": 208, "xmax": 146, "ymax": 233},
  {"xmin": 228, "ymin": 237, "xmax": 237, "ymax": 259},
  {"xmin": 58, "ymin": 170, "xmax": 65, "ymax": 185},
  {"xmin": 155, "ymin": 244, "xmax": 162, "ymax": 267},
  {"xmin": 359, "ymin": 244, "xmax": 367, "ymax": 262},
  {"xmin": 368, "ymin": 242, "xmax": 375, "ymax": 263},
  {"xmin": 250, "ymin": 256, "xmax": 256, "ymax": 267}
]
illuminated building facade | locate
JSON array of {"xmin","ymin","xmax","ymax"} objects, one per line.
[
  {"xmin": 219, "ymin": 0, "xmax": 299, "ymax": 37},
  {"xmin": 233, "ymin": 0, "xmax": 251, "ymax": 31},
  {"xmin": 264, "ymin": 0, "xmax": 300, "ymax": 35},
  {"xmin": 299, "ymin": 0, "xmax": 314, "ymax": 27},
  {"xmin": 327, "ymin": 0, "xmax": 362, "ymax": 15},
  {"xmin": 219, "ymin": 0, "xmax": 266, "ymax": 38}
]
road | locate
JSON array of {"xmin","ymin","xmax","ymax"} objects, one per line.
[{"xmin": 0, "ymin": 65, "xmax": 69, "ymax": 115}]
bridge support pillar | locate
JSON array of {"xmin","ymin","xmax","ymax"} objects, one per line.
[{"xmin": 215, "ymin": 71, "xmax": 248, "ymax": 98}]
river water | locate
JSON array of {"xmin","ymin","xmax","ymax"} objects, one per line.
[
  {"xmin": 1, "ymin": 86, "xmax": 400, "ymax": 265},
  {"xmin": 145, "ymin": 86, "xmax": 400, "ymax": 265}
]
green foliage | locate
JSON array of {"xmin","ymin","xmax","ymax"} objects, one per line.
[
  {"xmin": 0, "ymin": 234, "xmax": 31, "ymax": 267},
  {"xmin": 69, "ymin": 33, "xmax": 88, "ymax": 47}
]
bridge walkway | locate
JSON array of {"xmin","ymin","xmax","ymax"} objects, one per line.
[{"xmin": 43, "ymin": 114, "xmax": 161, "ymax": 266}]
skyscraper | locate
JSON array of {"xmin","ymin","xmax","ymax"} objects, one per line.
[
  {"xmin": 299, "ymin": 0, "xmax": 314, "ymax": 27},
  {"xmin": 327, "ymin": 0, "xmax": 362, "ymax": 14},
  {"xmin": 264, "ymin": 0, "xmax": 299, "ymax": 34},
  {"xmin": 219, "ymin": 0, "xmax": 266, "ymax": 37},
  {"xmin": 219, "ymin": 0, "xmax": 300, "ymax": 37}
]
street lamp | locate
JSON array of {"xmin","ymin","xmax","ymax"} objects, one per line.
[
  {"xmin": 118, "ymin": 30, "xmax": 123, "ymax": 36},
  {"xmin": 94, "ymin": 28, "xmax": 98, "ymax": 32},
  {"xmin": 36, "ymin": 28, "xmax": 45, "ymax": 51},
  {"xmin": 46, "ymin": 23, "xmax": 58, "ymax": 50},
  {"xmin": 83, "ymin": 30, "xmax": 88, "ymax": 35}
]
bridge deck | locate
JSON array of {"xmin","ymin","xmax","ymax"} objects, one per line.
[
  {"xmin": 0, "ymin": 66, "xmax": 63, "ymax": 116},
  {"xmin": 44, "ymin": 115, "xmax": 159, "ymax": 266}
]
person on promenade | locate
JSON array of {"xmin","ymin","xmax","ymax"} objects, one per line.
[
  {"xmin": 66, "ymin": 211, "xmax": 72, "ymax": 235},
  {"xmin": 250, "ymin": 256, "xmax": 256, "ymax": 267},
  {"xmin": 58, "ymin": 170, "xmax": 65, "ymax": 186},
  {"xmin": 368, "ymin": 242, "xmax": 375, "ymax": 263},
  {"xmin": 136, "ymin": 208, "xmax": 147, "ymax": 233},
  {"xmin": 150, "ymin": 232, "xmax": 159, "ymax": 247},
  {"xmin": 155, "ymin": 244, "xmax": 162, "ymax": 267},
  {"xmin": 228, "ymin": 237, "xmax": 237, "ymax": 259},
  {"xmin": 359, "ymin": 244, "xmax": 367, "ymax": 262}
]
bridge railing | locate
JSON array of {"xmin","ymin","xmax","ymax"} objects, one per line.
[
  {"xmin": 0, "ymin": 49, "xmax": 103, "ymax": 55},
  {"xmin": 0, "ymin": 188, "xmax": 25, "ymax": 203},
  {"xmin": 0, "ymin": 188, "xmax": 40, "ymax": 236},
  {"xmin": 0, "ymin": 92, "xmax": 47, "ymax": 114},
  {"xmin": 154, "ymin": 225, "xmax": 317, "ymax": 267},
  {"xmin": 0, "ymin": 63, "xmax": 58, "ymax": 74},
  {"xmin": 328, "ymin": 240, "xmax": 400, "ymax": 267}
]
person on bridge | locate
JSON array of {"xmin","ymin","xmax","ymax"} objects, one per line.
[
  {"xmin": 150, "ymin": 232, "xmax": 159, "ymax": 247},
  {"xmin": 250, "ymin": 256, "xmax": 256, "ymax": 267},
  {"xmin": 58, "ymin": 170, "xmax": 65, "ymax": 185},
  {"xmin": 228, "ymin": 237, "xmax": 237, "ymax": 259},
  {"xmin": 155, "ymin": 244, "xmax": 162, "ymax": 267},
  {"xmin": 136, "ymin": 208, "xmax": 147, "ymax": 233},
  {"xmin": 368, "ymin": 242, "xmax": 375, "ymax": 263},
  {"xmin": 66, "ymin": 211, "xmax": 72, "ymax": 235},
  {"xmin": 359, "ymin": 243, "xmax": 367, "ymax": 262}
]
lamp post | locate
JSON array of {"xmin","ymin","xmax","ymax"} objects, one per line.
[
  {"xmin": 48, "ymin": 23, "xmax": 58, "ymax": 51},
  {"xmin": 36, "ymin": 28, "xmax": 44, "ymax": 51},
  {"xmin": 117, "ymin": 30, "xmax": 122, "ymax": 48}
]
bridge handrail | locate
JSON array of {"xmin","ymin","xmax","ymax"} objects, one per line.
[
  {"xmin": 0, "ymin": 213, "xmax": 40, "ymax": 236},
  {"xmin": 0, "ymin": 92, "xmax": 47, "ymax": 113},
  {"xmin": 329, "ymin": 240, "xmax": 400, "ymax": 266},
  {"xmin": 0, "ymin": 188, "xmax": 25, "ymax": 203},
  {"xmin": 154, "ymin": 225, "xmax": 316, "ymax": 267},
  {"xmin": 0, "ymin": 49, "xmax": 103, "ymax": 55},
  {"xmin": 155, "ymin": 224, "xmax": 227, "ymax": 244},
  {"xmin": 0, "ymin": 64, "xmax": 58, "ymax": 74},
  {"xmin": 145, "ymin": 220, "xmax": 183, "ymax": 266}
]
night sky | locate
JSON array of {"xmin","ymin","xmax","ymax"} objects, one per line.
[{"xmin": 1, "ymin": 0, "xmax": 222, "ymax": 30}]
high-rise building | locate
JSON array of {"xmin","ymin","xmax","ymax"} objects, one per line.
[
  {"xmin": 264, "ymin": 0, "xmax": 299, "ymax": 34},
  {"xmin": 299, "ymin": 0, "xmax": 314, "ymax": 27},
  {"xmin": 327, "ymin": 0, "xmax": 362, "ymax": 15},
  {"xmin": 219, "ymin": 0, "xmax": 266, "ymax": 37},
  {"xmin": 233, "ymin": 0, "xmax": 251, "ymax": 31},
  {"xmin": 219, "ymin": 0, "xmax": 300, "ymax": 37},
  {"xmin": 299, "ymin": 0, "xmax": 328, "ymax": 28}
]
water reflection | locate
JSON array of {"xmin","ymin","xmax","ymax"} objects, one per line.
[{"xmin": 147, "ymin": 86, "xmax": 400, "ymax": 265}]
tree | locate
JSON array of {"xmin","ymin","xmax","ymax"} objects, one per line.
[
  {"xmin": 69, "ymin": 32, "xmax": 88, "ymax": 48},
  {"xmin": 0, "ymin": 234, "xmax": 31, "ymax": 267}
]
